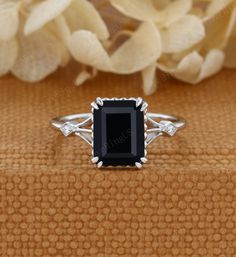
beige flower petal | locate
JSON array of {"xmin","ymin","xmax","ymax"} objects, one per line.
[
  {"xmin": 160, "ymin": 15, "xmax": 205, "ymax": 53},
  {"xmin": 24, "ymin": 0, "xmax": 72, "ymax": 35},
  {"xmin": 157, "ymin": 51, "xmax": 203, "ymax": 82},
  {"xmin": 69, "ymin": 30, "xmax": 112, "ymax": 71},
  {"xmin": 58, "ymin": 41, "xmax": 71, "ymax": 67},
  {"xmin": 141, "ymin": 62, "xmax": 157, "ymax": 95},
  {"xmin": 110, "ymin": 0, "xmax": 192, "ymax": 25},
  {"xmin": 110, "ymin": 0, "xmax": 158, "ymax": 22},
  {"xmin": 12, "ymin": 29, "xmax": 61, "ymax": 82},
  {"xmin": 0, "ymin": 38, "xmax": 18, "ymax": 76},
  {"xmin": 70, "ymin": 22, "xmax": 162, "ymax": 74},
  {"xmin": 0, "ymin": 1, "xmax": 19, "ymax": 40},
  {"xmin": 173, "ymin": 52, "xmax": 203, "ymax": 82},
  {"xmin": 172, "ymin": 49, "xmax": 224, "ymax": 84},
  {"xmin": 55, "ymin": 15, "xmax": 71, "ymax": 46},
  {"xmin": 161, "ymin": 49, "xmax": 224, "ymax": 84},
  {"xmin": 157, "ymin": 0, "xmax": 193, "ymax": 27},
  {"xmin": 205, "ymin": 0, "xmax": 234, "ymax": 19},
  {"xmin": 158, "ymin": 49, "xmax": 224, "ymax": 84},
  {"xmin": 44, "ymin": 15, "xmax": 71, "ymax": 66},
  {"xmin": 75, "ymin": 70, "xmax": 92, "ymax": 86},
  {"xmin": 153, "ymin": 0, "xmax": 170, "ymax": 10},
  {"xmin": 64, "ymin": 0, "xmax": 109, "ymax": 40},
  {"xmin": 111, "ymin": 22, "xmax": 162, "ymax": 74},
  {"xmin": 190, "ymin": 5, "xmax": 205, "ymax": 19},
  {"xmin": 196, "ymin": 49, "xmax": 225, "ymax": 82},
  {"xmin": 224, "ymin": 36, "xmax": 236, "ymax": 68}
]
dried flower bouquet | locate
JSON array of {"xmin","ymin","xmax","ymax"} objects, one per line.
[{"xmin": 0, "ymin": 0, "xmax": 235, "ymax": 94}]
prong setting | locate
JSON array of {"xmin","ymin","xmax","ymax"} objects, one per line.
[
  {"xmin": 141, "ymin": 102, "xmax": 148, "ymax": 112},
  {"xmin": 135, "ymin": 162, "xmax": 143, "ymax": 169},
  {"xmin": 91, "ymin": 102, "xmax": 99, "ymax": 110},
  {"xmin": 96, "ymin": 97, "xmax": 103, "ymax": 106},
  {"xmin": 97, "ymin": 161, "xmax": 103, "ymax": 168},
  {"xmin": 136, "ymin": 97, "xmax": 143, "ymax": 107},
  {"xmin": 141, "ymin": 157, "xmax": 148, "ymax": 163},
  {"xmin": 91, "ymin": 156, "xmax": 99, "ymax": 164}
]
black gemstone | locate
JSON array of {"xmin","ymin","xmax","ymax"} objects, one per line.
[{"xmin": 93, "ymin": 100, "xmax": 145, "ymax": 166}]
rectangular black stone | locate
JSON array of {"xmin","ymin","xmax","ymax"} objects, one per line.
[{"xmin": 93, "ymin": 100, "xmax": 145, "ymax": 166}]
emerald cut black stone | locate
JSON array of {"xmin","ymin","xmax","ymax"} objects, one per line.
[{"xmin": 93, "ymin": 100, "xmax": 145, "ymax": 166}]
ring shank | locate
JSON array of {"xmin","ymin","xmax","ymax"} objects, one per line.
[
  {"xmin": 51, "ymin": 113, "xmax": 186, "ymax": 130},
  {"xmin": 51, "ymin": 113, "xmax": 92, "ymax": 129},
  {"xmin": 147, "ymin": 113, "xmax": 186, "ymax": 130}
]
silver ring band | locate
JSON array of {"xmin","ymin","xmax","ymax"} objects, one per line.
[
  {"xmin": 146, "ymin": 113, "xmax": 185, "ymax": 145},
  {"xmin": 51, "ymin": 113, "xmax": 93, "ymax": 145}
]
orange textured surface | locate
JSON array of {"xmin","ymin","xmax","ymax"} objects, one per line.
[{"xmin": 0, "ymin": 67, "xmax": 236, "ymax": 256}]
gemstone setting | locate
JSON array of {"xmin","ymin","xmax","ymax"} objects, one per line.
[
  {"xmin": 60, "ymin": 121, "xmax": 77, "ymax": 136},
  {"xmin": 159, "ymin": 121, "xmax": 177, "ymax": 136},
  {"xmin": 93, "ymin": 99, "xmax": 146, "ymax": 167}
]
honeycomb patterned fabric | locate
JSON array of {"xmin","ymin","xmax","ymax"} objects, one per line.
[{"xmin": 0, "ymin": 67, "xmax": 236, "ymax": 257}]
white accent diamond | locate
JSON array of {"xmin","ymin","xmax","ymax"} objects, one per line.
[
  {"xmin": 160, "ymin": 121, "xmax": 177, "ymax": 136},
  {"xmin": 60, "ymin": 121, "xmax": 77, "ymax": 137}
]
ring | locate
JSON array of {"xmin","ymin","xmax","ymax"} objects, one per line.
[{"xmin": 50, "ymin": 97, "xmax": 186, "ymax": 168}]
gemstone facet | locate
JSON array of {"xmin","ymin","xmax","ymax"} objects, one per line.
[{"xmin": 93, "ymin": 100, "xmax": 145, "ymax": 166}]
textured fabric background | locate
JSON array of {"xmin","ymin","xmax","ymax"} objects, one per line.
[{"xmin": 0, "ymin": 66, "xmax": 236, "ymax": 257}]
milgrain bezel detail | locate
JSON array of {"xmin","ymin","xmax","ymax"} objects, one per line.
[{"xmin": 91, "ymin": 97, "xmax": 148, "ymax": 169}]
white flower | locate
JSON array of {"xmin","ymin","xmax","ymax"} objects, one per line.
[
  {"xmin": 0, "ymin": 0, "xmax": 19, "ymax": 41},
  {"xmin": 69, "ymin": 22, "xmax": 162, "ymax": 80},
  {"xmin": 0, "ymin": 0, "xmax": 109, "ymax": 82},
  {"xmin": 20, "ymin": 0, "xmax": 162, "ymax": 86},
  {"xmin": 156, "ymin": 0, "xmax": 236, "ymax": 85},
  {"xmin": 110, "ymin": 0, "xmax": 205, "ymax": 54},
  {"xmin": 0, "ymin": 0, "xmax": 235, "ymax": 95},
  {"xmin": 24, "ymin": 0, "xmax": 109, "ymax": 40},
  {"xmin": 110, "ymin": 0, "xmax": 236, "ymax": 94}
]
